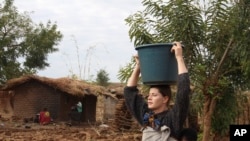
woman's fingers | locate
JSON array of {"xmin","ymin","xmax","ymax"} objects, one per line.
[
  {"xmin": 171, "ymin": 41, "xmax": 183, "ymax": 57},
  {"xmin": 133, "ymin": 54, "xmax": 140, "ymax": 65},
  {"xmin": 171, "ymin": 45, "xmax": 176, "ymax": 53}
]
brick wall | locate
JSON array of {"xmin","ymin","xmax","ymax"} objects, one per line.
[
  {"xmin": 96, "ymin": 95, "xmax": 118, "ymax": 123},
  {"xmin": 104, "ymin": 96, "xmax": 118, "ymax": 120},
  {"xmin": 13, "ymin": 80, "xmax": 60, "ymax": 119}
]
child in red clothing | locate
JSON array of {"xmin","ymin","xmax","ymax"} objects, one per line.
[{"xmin": 39, "ymin": 108, "xmax": 51, "ymax": 125}]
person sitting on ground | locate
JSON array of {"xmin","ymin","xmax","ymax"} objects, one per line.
[
  {"xmin": 70, "ymin": 101, "xmax": 82, "ymax": 112},
  {"xmin": 76, "ymin": 101, "xmax": 82, "ymax": 113},
  {"xmin": 39, "ymin": 108, "xmax": 51, "ymax": 125},
  {"xmin": 68, "ymin": 101, "xmax": 82, "ymax": 125}
]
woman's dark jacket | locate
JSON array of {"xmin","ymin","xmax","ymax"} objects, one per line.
[{"xmin": 124, "ymin": 73, "xmax": 190, "ymax": 138}]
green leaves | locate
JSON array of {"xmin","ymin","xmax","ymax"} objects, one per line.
[
  {"xmin": 95, "ymin": 69, "xmax": 110, "ymax": 87},
  {"xmin": 23, "ymin": 22, "xmax": 62, "ymax": 69},
  {"xmin": 125, "ymin": 12, "xmax": 155, "ymax": 46},
  {"xmin": 124, "ymin": 0, "xmax": 250, "ymax": 87},
  {"xmin": 211, "ymin": 85, "xmax": 238, "ymax": 135},
  {"xmin": 117, "ymin": 57, "xmax": 135, "ymax": 83},
  {"xmin": 0, "ymin": 0, "xmax": 62, "ymax": 83}
]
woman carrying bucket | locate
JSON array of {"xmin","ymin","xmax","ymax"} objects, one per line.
[{"xmin": 124, "ymin": 41, "xmax": 191, "ymax": 141}]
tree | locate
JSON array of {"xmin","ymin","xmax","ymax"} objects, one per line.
[
  {"xmin": 96, "ymin": 69, "xmax": 110, "ymax": 87},
  {"xmin": 0, "ymin": 0, "xmax": 63, "ymax": 84},
  {"xmin": 119, "ymin": 0, "xmax": 250, "ymax": 140}
]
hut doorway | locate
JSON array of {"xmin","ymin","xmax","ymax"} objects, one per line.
[{"xmin": 82, "ymin": 95, "xmax": 97, "ymax": 122}]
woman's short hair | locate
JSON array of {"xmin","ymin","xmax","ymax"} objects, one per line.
[{"xmin": 150, "ymin": 85, "xmax": 171, "ymax": 104}]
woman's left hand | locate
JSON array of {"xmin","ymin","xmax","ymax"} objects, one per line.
[{"xmin": 171, "ymin": 41, "xmax": 183, "ymax": 59}]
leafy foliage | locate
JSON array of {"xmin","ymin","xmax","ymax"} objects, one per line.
[
  {"xmin": 0, "ymin": 0, "xmax": 63, "ymax": 84},
  {"xmin": 96, "ymin": 69, "xmax": 110, "ymax": 87},
  {"xmin": 211, "ymin": 83, "xmax": 238, "ymax": 135},
  {"xmin": 117, "ymin": 57, "xmax": 136, "ymax": 83}
]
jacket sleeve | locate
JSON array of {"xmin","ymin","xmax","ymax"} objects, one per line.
[
  {"xmin": 123, "ymin": 86, "xmax": 148, "ymax": 125},
  {"xmin": 169, "ymin": 73, "xmax": 191, "ymax": 136}
]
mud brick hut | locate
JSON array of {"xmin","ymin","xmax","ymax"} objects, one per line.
[
  {"xmin": 104, "ymin": 83, "xmax": 125, "ymax": 121},
  {"xmin": 1, "ymin": 75, "xmax": 112, "ymax": 123},
  {"xmin": 0, "ymin": 90, "xmax": 14, "ymax": 118}
]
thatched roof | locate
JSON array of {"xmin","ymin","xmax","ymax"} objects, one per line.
[
  {"xmin": 107, "ymin": 82, "xmax": 126, "ymax": 95},
  {"xmin": 2, "ymin": 75, "xmax": 108, "ymax": 97}
]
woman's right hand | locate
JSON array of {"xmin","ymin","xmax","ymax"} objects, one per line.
[
  {"xmin": 134, "ymin": 54, "xmax": 140, "ymax": 69},
  {"xmin": 127, "ymin": 54, "xmax": 141, "ymax": 86}
]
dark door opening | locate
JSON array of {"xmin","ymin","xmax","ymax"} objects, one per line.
[{"xmin": 82, "ymin": 95, "xmax": 97, "ymax": 122}]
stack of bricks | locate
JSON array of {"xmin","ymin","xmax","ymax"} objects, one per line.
[{"xmin": 112, "ymin": 99, "xmax": 134, "ymax": 132}]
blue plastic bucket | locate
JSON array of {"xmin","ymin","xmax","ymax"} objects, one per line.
[{"xmin": 135, "ymin": 43, "xmax": 177, "ymax": 85}]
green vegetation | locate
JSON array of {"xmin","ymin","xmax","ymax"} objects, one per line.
[
  {"xmin": 96, "ymin": 69, "xmax": 110, "ymax": 87},
  {"xmin": 0, "ymin": 0, "xmax": 62, "ymax": 84}
]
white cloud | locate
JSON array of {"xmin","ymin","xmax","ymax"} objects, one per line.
[{"xmin": 13, "ymin": 0, "xmax": 143, "ymax": 82}]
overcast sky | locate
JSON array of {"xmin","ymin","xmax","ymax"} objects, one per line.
[{"xmin": 13, "ymin": 0, "xmax": 144, "ymax": 82}]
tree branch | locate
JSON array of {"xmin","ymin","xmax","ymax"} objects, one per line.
[{"xmin": 214, "ymin": 38, "xmax": 234, "ymax": 78}]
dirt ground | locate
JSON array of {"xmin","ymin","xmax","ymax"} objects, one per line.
[{"xmin": 0, "ymin": 120, "xmax": 142, "ymax": 141}]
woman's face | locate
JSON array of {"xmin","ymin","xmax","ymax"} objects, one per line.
[{"xmin": 147, "ymin": 87, "xmax": 169, "ymax": 113}]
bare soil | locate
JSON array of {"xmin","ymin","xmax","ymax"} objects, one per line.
[{"xmin": 0, "ymin": 120, "xmax": 142, "ymax": 141}]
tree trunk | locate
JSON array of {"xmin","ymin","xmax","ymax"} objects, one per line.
[{"xmin": 202, "ymin": 96, "xmax": 217, "ymax": 141}]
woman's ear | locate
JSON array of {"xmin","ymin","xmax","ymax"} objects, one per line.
[{"xmin": 163, "ymin": 96, "xmax": 169, "ymax": 104}]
